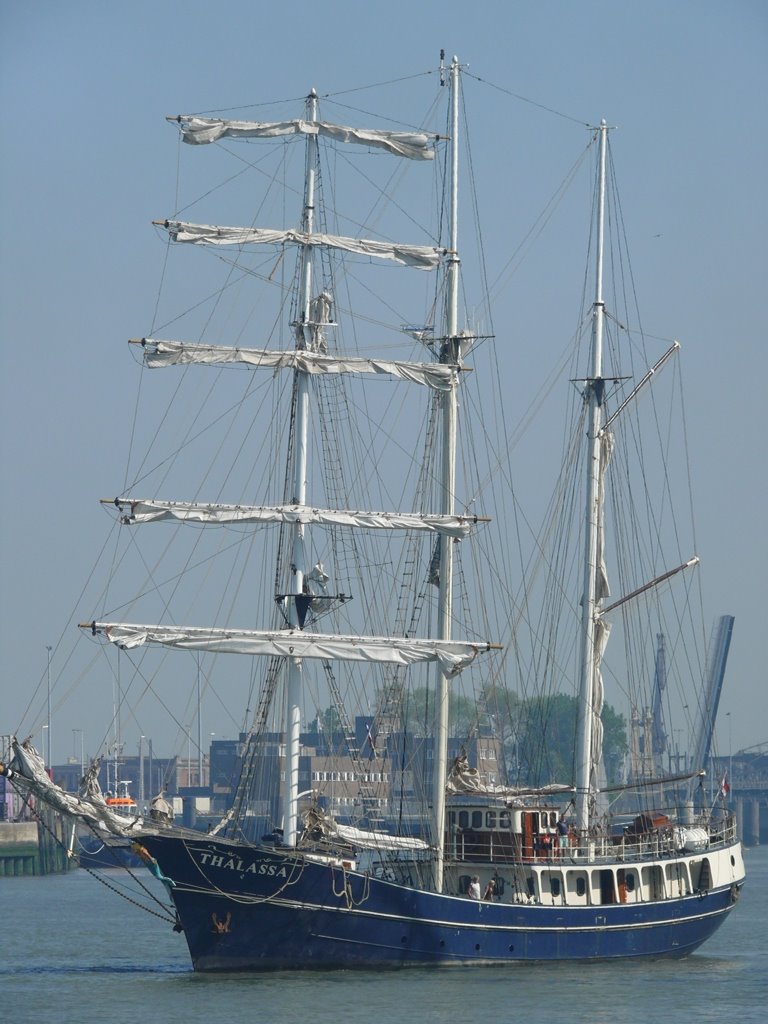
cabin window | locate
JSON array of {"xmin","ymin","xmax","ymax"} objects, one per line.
[
  {"xmin": 499, "ymin": 812, "xmax": 511, "ymax": 829},
  {"xmin": 550, "ymin": 812, "xmax": 557, "ymax": 827},
  {"xmin": 471, "ymin": 811, "xmax": 483, "ymax": 830},
  {"xmin": 486, "ymin": 811, "xmax": 497, "ymax": 829},
  {"xmin": 459, "ymin": 811, "xmax": 469, "ymax": 829},
  {"xmin": 642, "ymin": 864, "xmax": 665, "ymax": 901},
  {"xmin": 598, "ymin": 869, "xmax": 616, "ymax": 905},
  {"xmin": 576, "ymin": 877, "xmax": 586, "ymax": 897},
  {"xmin": 551, "ymin": 877, "xmax": 561, "ymax": 897},
  {"xmin": 625, "ymin": 873, "xmax": 636, "ymax": 892}
]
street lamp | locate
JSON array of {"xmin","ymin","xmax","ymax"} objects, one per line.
[
  {"xmin": 139, "ymin": 735, "xmax": 146, "ymax": 803},
  {"xmin": 73, "ymin": 728, "xmax": 84, "ymax": 776},
  {"xmin": 46, "ymin": 645, "xmax": 52, "ymax": 769}
]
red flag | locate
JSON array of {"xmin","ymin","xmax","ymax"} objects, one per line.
[{"xmin": 720, "ymin": 773, "xmax": 730, "ymax": 797}]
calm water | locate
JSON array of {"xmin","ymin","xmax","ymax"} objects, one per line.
[{"xmin": 2, "ymin": 847, "xmax": 766, "ymax": 1024}]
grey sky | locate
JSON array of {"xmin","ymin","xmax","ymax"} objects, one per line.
[{"xmin": 1, "ymin": 0, "xmax": 765, "ymax": 763}]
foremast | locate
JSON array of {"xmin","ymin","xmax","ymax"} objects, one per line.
[
  {"xmin": 575, "ymin": 120, "xmax": 609, "ymax": 837},
  {"xmin": 79, "ymin": 66, "xmax": 497, "ymax": 855},
  {"xmin": 432, "ymin": 56, "xmax": 462, "ymax": 892},
  {"xmin": 282, "ymin": 87, "xmax": 319, "ymax": 848}
]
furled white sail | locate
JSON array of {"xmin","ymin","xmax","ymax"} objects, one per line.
[
  {"xmin": 302, "ymin": 807, "xmax": 431, "ymax": 851},
  {"xmin": 158, "ymin": 221, "xmax": 442, "ymax": 270},
  {"xmin": 596, "ymin": 431, "xmax": 614, "ymax": 601},
  {"xmin": 137, "ymin": 339, "xmax": 455, "ymax": 390},
  {"xmin": 170, "ymin": 116, "xmax": 435, "ymax": 161},
  {"xmin": 4, "ymin": 740, "xmax": 142, "ymax": 838},
  {"xmin": 84, "ymin": 622, "xmax": 490, "ymax": 677},
  {"xmin": 445, "ymin": 752, "xmax": 575, "ymax": 798},
  {"xmin": 111, "ymin": 498, "xmax": 480, "ymax": 538}
]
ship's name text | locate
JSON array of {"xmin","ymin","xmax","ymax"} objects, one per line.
[{"xmin": 198, "ymin": 852, "xmax": 288, "ymax": 877}]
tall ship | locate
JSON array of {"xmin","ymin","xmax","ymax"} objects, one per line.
[{"xmin": 2, "ymin": 56, "xmax": 744, "ymax": 969}]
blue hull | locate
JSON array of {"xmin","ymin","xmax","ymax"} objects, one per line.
[
  {"xmin": 138, "ymin": 834, "xmax": 740, "ymax": 971},
  {"xmin": 79, "ymin": 837, "xmax": 143, "ymax": 871}
]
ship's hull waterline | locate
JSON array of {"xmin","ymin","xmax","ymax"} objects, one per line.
[{"xmin": 140, "ymin": 834, "xmax": 744, "ymax": 971}]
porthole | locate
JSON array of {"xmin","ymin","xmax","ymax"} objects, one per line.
[
  {"xmin": 475, "ymin": 943, "xmax": 481, "ymax": 951},
  {"xmin": 508, "ymin": 944, "xmax": 515, "ymax": 952}
]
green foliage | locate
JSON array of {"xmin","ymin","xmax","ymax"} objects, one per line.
[
  {"xmin": 509, "ymin": 692, "xmax": 627, "ymax": 787},
  {"xmin": 313, "ymin": 685, "xmax": 627, "ymax": 786},
  {"xmin": 400, "ymin": 686, "xmax": 477, "ymax": 738},
  {"xmin": 307, "ymin": 706, "xmax": 343, "ymax": 737}
]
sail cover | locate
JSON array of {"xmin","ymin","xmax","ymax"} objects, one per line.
[
  {"xmin": 139, "ymin": 339, "xmax": 455, "ymax": 390},
  {"xmin": 113, "ymin": 499, "xmax": 478, "ymax": 538},
  {"xmin": 159, "ymin": 221, "xmax": 442, "ymax": 270},
  {"xmin": 302, "ymin": 807, "xmax": 431, "ymax": 852},
  {"xmin": 170, "ymin": 116, "xmax": 435, "ymax": 161},
  {"xmin": 86, "ymin": 622, "xmax": 489, "ymax": 677},
  {"xmin": 3, "ymin": 740, "xmax": 143, "ymax": 838}
]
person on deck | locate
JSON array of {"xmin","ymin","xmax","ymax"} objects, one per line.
[
  {"xmin": 467, "ymin": 875, "xmax": 481, "ymax": 899},
  {"xmin": 557, "ymin": 813, "xmax": 569, "ymax": 855}
]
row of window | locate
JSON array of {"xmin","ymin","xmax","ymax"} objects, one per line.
[
  {"xmin": 450, "ymin": 809, "xmax": 559, "ymax": 832},
  {"xmin": 311, "ymin": 771, "xmax": 390, "ymax": 783},
  {"xmin": 329, "ymin": 796, "xmax": 389, "ymax": 808},
  {"xmin": 425, "ymin": 749, "xmax": 498, "ymax": 760},
  {"xmin": 451, "ymin": 810, "xmax": 513, "ymax": 831}
]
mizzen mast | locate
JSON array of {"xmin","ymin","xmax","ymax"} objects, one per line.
[{"xmin": 575, "ymin": 120, "xmax": 609, "ymax": 836}]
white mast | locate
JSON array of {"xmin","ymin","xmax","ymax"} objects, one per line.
[
  {"xmin": 575, "ymin": 120, "xmax": 608, "ymax": 835},
  {"xmin": 281, "ymin": 88, "xmax": 318, "ymax": 849},
  {"xmin": 431, "ymin": 55, "xmax": 461, "ymax": 892}
]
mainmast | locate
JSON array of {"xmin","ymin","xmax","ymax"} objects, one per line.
[
  {"xmin": 281, "ymin": 87, "xmax": 319, "ymax": 849},
  {"xmin": 575, "ymin": 120, "xmax": 609, "ymax": 836},
  {"xmin": 431, "ymin": 55, "xmax": 461, "ymax": 892}
]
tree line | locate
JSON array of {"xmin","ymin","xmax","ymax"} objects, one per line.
[{"xmin": 310, "ymin": 686, "xmax": 628, "ymax": 787}]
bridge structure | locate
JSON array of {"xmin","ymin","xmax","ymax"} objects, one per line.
[{"xmin": 712, "ymin": 747, "xmax": 768, "ymax": 846}]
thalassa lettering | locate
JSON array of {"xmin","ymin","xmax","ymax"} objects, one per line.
[{"xmin": 198, "ymin": 851, "xmax": 288, "ymax": 877}]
